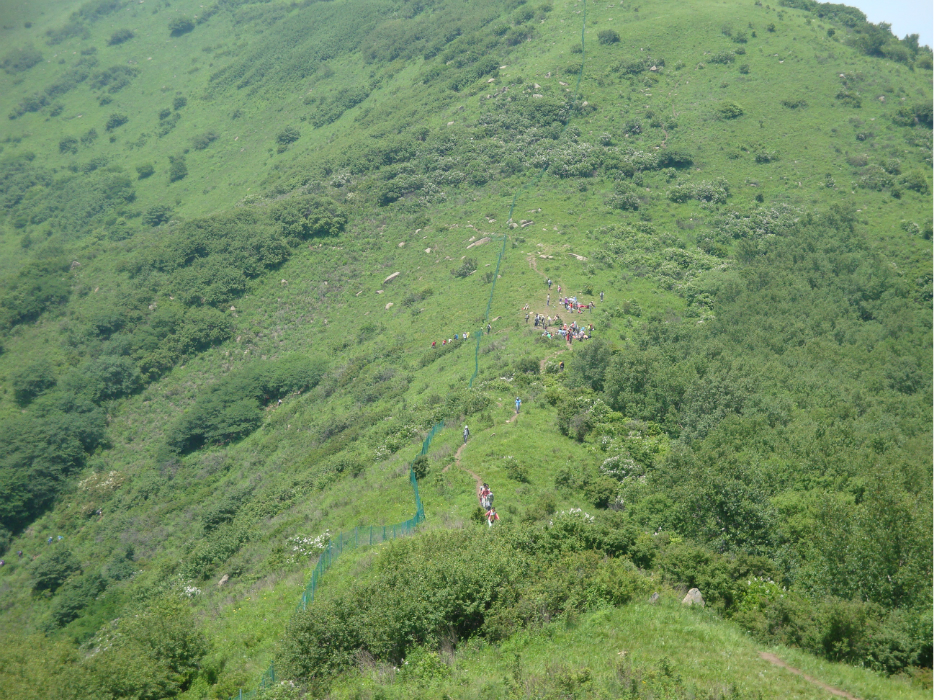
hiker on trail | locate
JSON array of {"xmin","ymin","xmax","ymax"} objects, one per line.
[
  {"xmin": 480, "ymin": 483, "xmax": 492, "ymax": 509},
  {"xmin": 455, "ymin": 333, "xmax": 459, "ymax": 341},
  {"xmin": 487, "ymin": 323, "xmax": 491, "ymax": 335},
  {"xmin": 515, "ymin": 397, "xmax": 522, "ymax": 414},
  {"xmin": 525, "ymin": 312, "xmax": 530, "ymax": 323},
  {"xmin": 547, "ymin": 293, "xmax": 550, "ymax": 307},
  {"xmin": 559, "ymin": 361, "xmax": 565, "ymax": 371},
  {"xmin": 465, "ymin": 332, "xmax": 469, "ymax": 340},
  {"xmin": 547, "ymin": 278, "xmax": 552, "ymax": 289},
  {"xmin": 463, "ymin": 426, "xmax": 470, "ymax": 444},
  {"xmin": 487, "ymin": 508, "xmax": 499, "ymax": 527},
  {"xmin": 600, "ymin": 291, "xmax": 604, "ymax": 302},
  {"xmin": 432, "ymin": 341, "xmax": 436, "ymax": 347},
  {"xmin": 47, "ymin": 537, "xmax": 53, "ymax": 545},
  {"xmin": 557, "ymin": 285, "xmax": 561, "ymax": 295}
]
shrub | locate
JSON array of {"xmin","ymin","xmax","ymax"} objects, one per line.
[
  {"xmin": 710, "ymin": 51, "xmax": 736, "ymax": 64},
  {"xmin": 515, "ymin": 357, "xmax": 539, "ymax": 375},
  {"xmin": 136, "ymin": 162, "xmax": 154, "ymax": 179},
  {"xmin": 1, "ymin": 45, "xmax": 43, "ymax": 74},
  {"xmin": 168, "ymin": 16, "xmax": 195, "ymax": 36},
  {"xmin": 738, "ymin": 63, "xmax": 750, "ymax": 74},
  {"xmin": 143, "ymin": 204, "xmax": 173, "ymax": 227},
  {"xmin": 270, "ymin": 196, "xmax": 347, "ymax": 240},
  {"xmin": 597, "ymin": 30, "xmax": 620, "ymax": 45},
  {"xmin": 503, "ymin": 456, "xmax": 530, "ymax": 483},
  {"xmin": 12, "ymin": 358, "xmax": 56, "ymax": 405},
  {"xmin": 173, "ymin": 95, "xmax": 187, "ymax": 110},
  {"xmin": 451, "ymin": 257, "xmax": 478, "ymax": 278},
  {"xmin": 901, "ymin": 170, "xmax": 929, "ymax": 194},
  {"xmin": 168, "ymin": 155, "xmax": 187, "ymax": 182},
  {"xmin": 716, "ymin": 101, "xmax": 744, "ymax": 119},
  {"xmin": 276, "ymin": 126, "xmax": 301, "ymax": 146},
  {"xmin": 165, "ymin": 356, "xmax": 326, "ymax": 452},
  {"xmin": 781, "ymin": 98, "xmax": 807, "ymax": 109},
  {"xmin": 107, "ymin": 28, "xmax": 134, "ymax": 45},
  {"xmin": 59, "ymin": 136, "xmax": 79, "ymax": 155},
  {"xmin": 32, "ymin": 550, "xmax": 80, "ymax": 592},
  {"xmin": 411, "ymin": 455, "xmax": 430, "ymax": 480},
  {"xmin": 104, "ymin": 113, "xmax": 128, "ymax": 131},
  {"xmin": 191, "ymin": 130, "xmax": 218, "ymax": 150}
]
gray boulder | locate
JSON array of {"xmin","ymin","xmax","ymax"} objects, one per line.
[{"xmin": 681, "ymin": 588, "xmax": 705, "ymax": 607}]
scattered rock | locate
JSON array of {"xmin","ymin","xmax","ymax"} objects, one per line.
[
  {"xmin": 218, "ymin": 574, "xmax": 229, "ymax": 587},
  {"xmin": 385, "ymin": 302, "xmax": 393, "ymax": 310},
  {"xmin": 534, "ymin": 83, "xmax": 541, "ymax": 89},
  {"xmin": 70, "ymin": 260, "xmax": 80, "ymax": 270},
  {"xmin": 487, "ymin": 77, "xmax": 495, "ymax": 83},
  {"xmin": 280, "ymin": 279, "xmax": 288, "ymax": 286},
  {"xmin": 682, "ymin": 588, "xmax": 705, "ymax": 607},
  {"xmin": 447, "ymin": 121, "xmax": 454, "ymax": 126},
  {"xmin": 467, "ymin": 237, "xmax": 491, "ymax": 249},
  {"xmin": 559, "ymin": 80, "xmax": 568, "ymax": 86},
  {"xmin": 376, "ymin": 289, "xmax": 383, "ymax": 294},
  {"xmin": 415, "ymin": 228, "xmax": 422, "ymax": 234},
  {"xmin": 532, "ymin": 93, "xmax": 544, "ymax": 98},
  {"xmin": 425, "ymin": 248, "xmax": 432, "ymax": 254},
  {"xmin": 383, "ymin": 271, "xmax": 401, "ymax": 284},
  {"xmin": 398, "ymin": 241, "xmax": 405, "ymax": 247},
  {"xmin": 521, "ymin": 220, "xmax": 534, "ymax": 228},
  {"xmin": 569, "ymin": 253, "xmax": 587, "ymax": 261},
  {"xmin": 649, "ymin": 592, "xmax": 660, "ymax": 604}
]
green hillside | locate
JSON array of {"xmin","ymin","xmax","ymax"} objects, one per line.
[{"xmin": 0, "ymin": 0, "xmax": 930, "ymax": 697}]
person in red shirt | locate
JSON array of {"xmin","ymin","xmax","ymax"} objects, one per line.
[{"xmin": 486, "ymin": 508, "xmax": 499, "ymax": 527}]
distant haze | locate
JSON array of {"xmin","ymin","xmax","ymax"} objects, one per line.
[{"xmin": 848, "ymin": 0, "xmax": 933, "ymax": 47}]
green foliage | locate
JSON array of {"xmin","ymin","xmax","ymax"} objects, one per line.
[
  {"xmin": 0, "ymin": 257, "xmax": 72, "ymax": 328},
  {"xmin": 451, "ymin": 257, "xmax": 478, "ymax": 278},
  {"xmin": 411, "ymin": 455, "xmax": 430, "ymax": 480},
  {"xmin": 715, "ymin": 101, "xmax": 744, "ymax": 119},
  {"xmin": 1, "ymin": 45, "xmax": 43, "ymax": 74},
  {"xmin": 136, "ymin": 162, "xmax": 155, "ymax": 179},
  {"xmin": 104, "ymin": 113, "xmax": 128, "ymax": 131},
  {"xmin": 191, "ymin": 130, "xmax": 218, "ymax": 151},
  {"xmin": 168, "ymin": 155, "xmax": 187, "ymax": 182},
  {"xmin": 107, "ymin": 28, "xmax": 134, "ymax": 46},
  {"xmin": 32, "ymin": 549, "xmax": 81, "ymax": 592},
  {"xmin": 165, "ymin": 355, "xmax": 327, "ymax": 452},
  {"xmin": 275, "ymin": 126, "xmax": 301, "ymax": 146},
  {"xmin": 168, "ymin": 16, "xmax": 196, "ymax": 37},
  {"xmin": 143, "ymin": 204, "xmax": 173, "ymax": 227},
  {"xmin": 12, "ymin": 358, "xmax": 57, "ymax": 405},
  {"xmin": 598, "ymin": 30, "xmax": 620, "ymax": 45},
  {"xmin": 270, "ymin": 195, "xmax": 347, "ymax": 241}
]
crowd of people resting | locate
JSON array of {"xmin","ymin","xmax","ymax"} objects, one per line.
[{"xmin": 529, "ymin": 313, "xmax": 594, "ymax": 343}]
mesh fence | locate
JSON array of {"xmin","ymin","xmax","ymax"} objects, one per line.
[
  {"xmin": 230, "ymin": 6, "xmax": 591, "ymax": 697},
  {"xmin": 229, "ymin": 422, "xmax": 441, "ymax": 700}
]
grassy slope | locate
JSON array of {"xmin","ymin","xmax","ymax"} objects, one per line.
[{"xmin": 0, "ymin": 0, "xmax": 930, "ymax": 697}]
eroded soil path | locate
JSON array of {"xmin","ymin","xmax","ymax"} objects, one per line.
[{"xmin": 758, "ymin": 653, "xmax": 861, "ymax": 700}]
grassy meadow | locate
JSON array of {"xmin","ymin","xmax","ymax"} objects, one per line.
[{"xmin": 0, "ymin": 0, "xmax": 930, "ymax": 697}]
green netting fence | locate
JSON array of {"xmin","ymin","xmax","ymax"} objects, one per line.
[
  {"xmin": 229, "ymin": 422, "xmax": 440, "ymax": 700},
  {"xmin": 470, "ymin": 0, "xmax": 586, "ymax": 387},
  {"xmin": 231, "ymin": 4, "xmax": 590, "ymax": 695}
]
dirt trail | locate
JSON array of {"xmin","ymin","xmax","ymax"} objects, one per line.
[
  {"xmin": 443, "ymin": 441, "xmax": 483, "ymax": 492},
  {"xmin": 758, "ymin": 653, "xmax": 861, "ymax": 700}
]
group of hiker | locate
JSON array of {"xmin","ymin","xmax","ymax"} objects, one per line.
[
  {"xmin": 527, "ymin": 280, "xmax": 602, "ymax": 345},
  {"xmin": 430, "ymin": 323, "xmax": 493, "ymax": 349},
  {"xmin": 478, "ymin": 482, "xmax": 499, "ymax": 526}
]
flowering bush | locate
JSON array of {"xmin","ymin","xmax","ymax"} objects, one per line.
[{"xmin": 287, "ymin": 531, "xmax": 331, "ymax": 564}]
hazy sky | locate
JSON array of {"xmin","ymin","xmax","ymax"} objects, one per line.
[{"xmin": 848, "ymin": 0, "xmax": 933, "ymax": 47}]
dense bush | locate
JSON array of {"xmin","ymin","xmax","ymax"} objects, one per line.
[
  {"xmin": 165, "ymin": 355, "xmax": 327, "ymax": 452},
  {"xmin": 104, "ymin": 113, "xmax": 128, "ymax": 131},
  {"xmin": 270, "ymin": 196, "xmax": 347, "ymax": 241},
  {"xmin": 107, "ymin": 28, "xmax": 134, "ymax": 45},
  {"xmin": 136, "ymin": 163, "xmax": 155, "ymax": 179},
  {"xmin": 1, "ymin": 45, "xmax": 43, "ymax": 74},
  {"xmin": 597, "ymin": 30, "xmax": 620, "ymax": 45},
  {"xmin": 450, "ymin": 257, "xmax": 478, "ymax": 278},
  {"xmin": 715, "ymin": 101, "xmax": 744, "ymax": 119},
  {"xmin": 12, "ymin": 358, "xmax": 57, "ymax": 405},
  {"xmin": 168, "ymin": 155, "xmax": 187, "ymax": 182},
  {"xmin": 143, "ymin": 204, "xmax": 173, "ymax": 227},
  {"xmin": 32, "ymin": 550, "xmax": 81, "ymax": 593},
  {"xmin": 168, "ymin": 16, "xmax": 195, "ymax": 37}
]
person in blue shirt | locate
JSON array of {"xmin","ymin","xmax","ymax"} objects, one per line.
[{"xmin": 515, "ymin": 397, "xmax": 522, "ymax": 414}]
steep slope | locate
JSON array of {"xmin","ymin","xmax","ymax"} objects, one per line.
[{"xmin": 0, "ymin": 0, "xmax": 930, "ymax": 697}]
